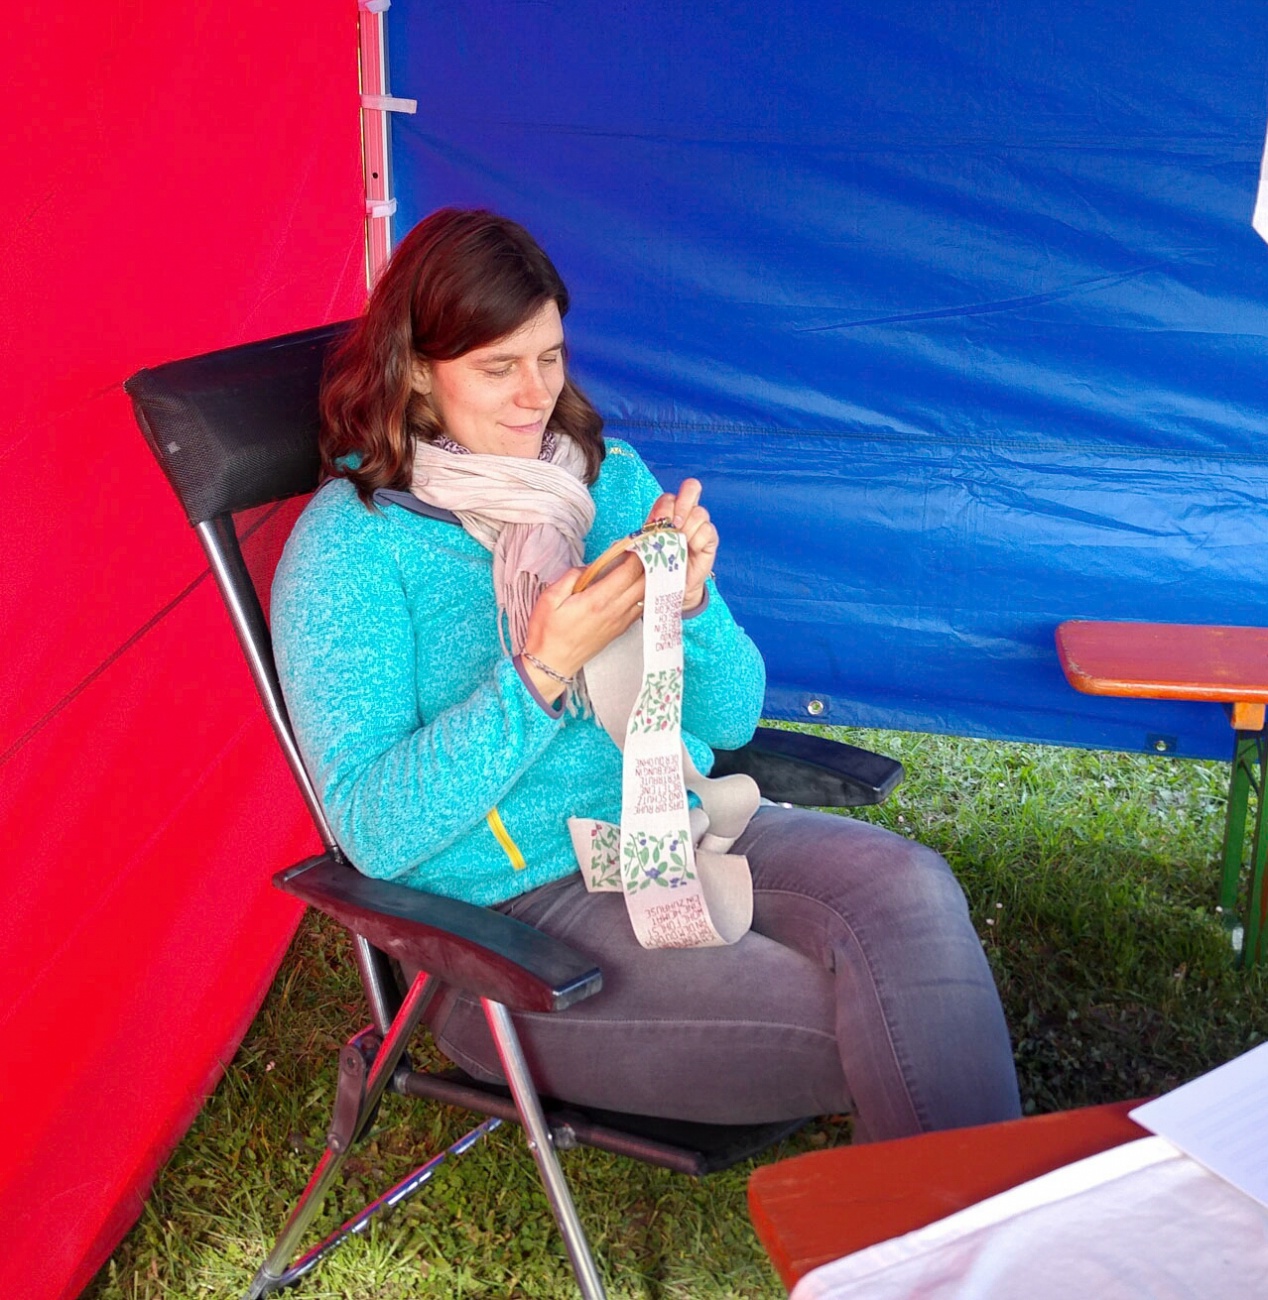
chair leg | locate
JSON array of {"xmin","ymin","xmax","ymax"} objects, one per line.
[
  {"xmin": 244, "ymin": 970, "xmax": 439, "ymax": 1298},
  {"xmin": 482, "ymin": 998, "xmax": 608, "ymax": 1300},
  {"xmin": 246, "ymin": 1117, "xmax": 503, "ymax": 1297}
]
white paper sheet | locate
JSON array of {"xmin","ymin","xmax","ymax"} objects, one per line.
[
  {"xmin": 1130, "ymin": 1040, "xmax": 1268, "ymax": 1207},
  {"xmin": 791, "ymin": 1137, "xmax": 1268, "ymax": 1300}
]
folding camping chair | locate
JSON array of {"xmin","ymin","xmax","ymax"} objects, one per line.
[{"xmin": 125, "ymin": 323, "xmax": 904, "ymax": 1300}]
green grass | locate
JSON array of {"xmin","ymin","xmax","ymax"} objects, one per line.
[{"xmin": 85, "ymin": 728, "xmax": 1268, "ymax": 1299}]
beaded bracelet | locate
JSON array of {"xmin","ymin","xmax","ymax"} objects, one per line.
[{"xmin": 522, "ymin": 651, "xmax": 576, "ymax": 686}]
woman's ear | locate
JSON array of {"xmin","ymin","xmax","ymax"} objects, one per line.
[{"xmin": 410, "ymin": 357, "xmax": 432, "ymax": 396}]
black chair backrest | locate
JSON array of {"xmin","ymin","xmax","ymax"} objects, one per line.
[
  {"xmin": 126, "ymin": 321, "xmax": 350, "ymax": 526},
  {"xmin": 125, "ymin": 322, "xmax": 354, "ymax": 853}
]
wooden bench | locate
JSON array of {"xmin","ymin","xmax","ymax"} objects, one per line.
[{"xmin": 1055, "ymin": 620, "xmax": 1268, "ymax": 964}]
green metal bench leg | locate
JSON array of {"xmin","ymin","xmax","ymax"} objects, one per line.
[
  {"xmin": 1218, "ymin": 735, "xmax": 1257, "ymax": 921},
  {"xmin": 1242, "ymin": 735, "xmax": 1268, "ymax": 968}
]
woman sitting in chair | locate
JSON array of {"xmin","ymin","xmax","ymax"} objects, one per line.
[{"xmin": 272, "ymin": 208, "xmax": 1021, "ymax": 1142}]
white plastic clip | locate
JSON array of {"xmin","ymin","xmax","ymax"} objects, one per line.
[
  {"xmin": 358, "ymin": 0, "xmax": 391, "ymax": 13},
  {"xmin": 361, "ymin": 94, "xmax": 417, "ymax": 115},
  {"xmin": 366, "ymin": 198, "xmax": 397, "ymax": 219}
]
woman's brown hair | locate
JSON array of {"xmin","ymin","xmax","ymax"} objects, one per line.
[{"xmin": 321, "ymin": 209, "xmax": 605, "ymax": 500}]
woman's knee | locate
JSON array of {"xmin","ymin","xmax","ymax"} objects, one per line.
[{"xmin": 742, "ymin": 807, "xmax": 973, "ymax": 942}]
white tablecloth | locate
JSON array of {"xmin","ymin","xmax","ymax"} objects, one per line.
[{"xmin": 791, "ymin": 1137, "xmax": 1268, "ymax": 1300}]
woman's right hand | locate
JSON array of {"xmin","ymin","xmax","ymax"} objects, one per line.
[{"xmin": 521, "ymin": 556, "xmax": 646, "ymax": 702}]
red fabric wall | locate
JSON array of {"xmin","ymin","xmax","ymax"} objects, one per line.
[{"xmin": 0, "ymin": 6, "xmax": 366, "ymax": 1297}]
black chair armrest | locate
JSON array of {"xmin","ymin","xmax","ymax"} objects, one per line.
[
  {"xmin": 712, "ymin": 726, "xmax": 904, "ymax": 807},
  {"xmin": 275, "ymin": 854, "xmax": 602, "ymax": 1014}
]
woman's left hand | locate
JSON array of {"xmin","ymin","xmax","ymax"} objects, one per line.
[{"xmin": 648, "ymin": 478, "xmax": 718, "ymax": 611}]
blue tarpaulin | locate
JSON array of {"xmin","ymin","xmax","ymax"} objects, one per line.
[{"xmin": 386, "ymin": 2, "xmax": 1268, "ymax": 758}]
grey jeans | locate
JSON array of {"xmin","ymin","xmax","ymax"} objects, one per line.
[{"xmin": 423, "ymin": 805, "xmax": 1021, "ymax": 1142}]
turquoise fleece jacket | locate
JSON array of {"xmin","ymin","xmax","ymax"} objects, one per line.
[{"xmin": 271, "ymin": 439, "xmax": 766, "ymax": 906}]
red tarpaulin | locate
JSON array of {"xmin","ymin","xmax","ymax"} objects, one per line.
[{"xmin": 0, "ymin": 5, "xmax": 366, "ymax": 1296}]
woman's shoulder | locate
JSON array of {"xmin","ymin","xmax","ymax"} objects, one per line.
[
  {"xmin": 587, "ymin": 437, "xmax": 663, "ymax": 538},
  {"xmin": 283, "ymin": 476, "xmax": 388, "ymax": 559},
  {"xmin": 273, "ymin": 476, "xmax": 403, "ymax": 601},
  {"xmin": 594, "ymin": 436, "xmax": 658, "ymax": 495},
  {"xmin": 601, "ymin": 436, "xmax": 644, "ymax": 467}
]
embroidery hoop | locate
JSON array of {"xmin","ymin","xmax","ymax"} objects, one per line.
[{"xmin": 574, "ymin": 518, "xmax": 676, "ymax": 593}]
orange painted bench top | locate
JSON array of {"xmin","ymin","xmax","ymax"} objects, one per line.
[
  {"xmin": 748, "ymin": 1100, "xmax": 1145, "ymax": 1291},
  {"xmin": 1056, "ymin": 621, "xmax": 1268, "ymax": 732}
]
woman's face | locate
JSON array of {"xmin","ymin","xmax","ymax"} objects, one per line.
[{"xmin": 413, "ymin": 300, "xmax": 566, "ymax": 458}]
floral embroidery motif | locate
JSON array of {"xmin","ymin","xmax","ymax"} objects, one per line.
[
  {"xmin": 622, "ymin": 828, "xmax": 694, "ymax": 891},
  {"xmin": 629, "ymin": 668, "xmax": 683, "ymax": 734},
  {"xmin": 585, "ymin": 821, "xmax": 622, "ymax": 890},
  {"xmin": 637, "ymin": 528, "xmax": 685, "ymax": 575}
]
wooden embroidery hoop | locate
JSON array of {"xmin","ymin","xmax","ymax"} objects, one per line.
[{"xmin": 574, "ymin": 519, "xmax": 677, "ymax": 593}]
